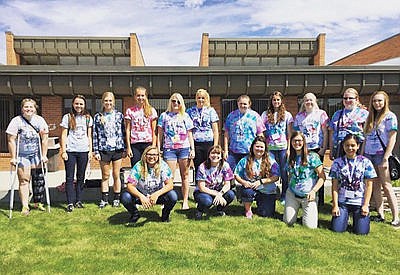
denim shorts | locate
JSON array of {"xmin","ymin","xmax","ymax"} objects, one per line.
[
  {"xmin": 17, "ymin": 153, "xmax": 41, "ymax": 168},
  {"xmin": 364, "ymin": 153, "xmax": 384, "ymax": 166},
  {"xmin": 163, "ymin": 148, "xmax": 190, "ymax": 161}
]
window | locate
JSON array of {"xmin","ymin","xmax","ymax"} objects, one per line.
[{"xmin": 63, "ymin": 97, "xmax": 123, "ymax": 116}]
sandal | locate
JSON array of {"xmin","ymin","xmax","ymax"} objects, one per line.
[{"xmin": 21, "ymin": 206, "xmax": 30, "ymax": 216}]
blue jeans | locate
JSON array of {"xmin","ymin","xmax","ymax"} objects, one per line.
[
  {"xmin": 331, "ymin": 203, "xmax": 370, "ymax": 235},
  {"xmin": 227, "ymin": 152, "xmax": 247, "ymax": 171},
  {"xmin": 64, "ymin": 151, "xmax": 88, "ymax": 204},
  {"xmin": 194, "ymin": 190, "xmax": 235, "ymax": 212},
  {"xmin": 270, "ymin": 149, "xmax": 288, "ymax": 200},
  {"xmin": 241, "ymin": 187, "xmax": 276, "ymax": 217},
  {"xmin": 121, "ymin": 190, "xmax": 178, "ymax": 219}
]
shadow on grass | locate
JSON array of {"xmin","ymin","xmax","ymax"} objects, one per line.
[
  {"xmin": 0, "ymin": 201, "xmax": 70, "ymax": 218},
  {"xmin": 107, "ymin": 210, "xmax": 163, "ymax": 227}
]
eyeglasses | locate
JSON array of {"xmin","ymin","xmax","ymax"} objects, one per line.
[
  {"xmin": 343, "ymin": 97, "xmax": 356, "ymax": 100},
  {"xmin": 171, "ymin": 99, "xmax": 181, "ymax": 104},
  {"xmin": 146, "ymin": 153, "xmax": 159, "ymax": 157}
]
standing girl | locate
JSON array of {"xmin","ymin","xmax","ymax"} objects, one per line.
[
  {"xmin": 186, "ymin": 89, "xmax": 219, "ymax": 172},
  {"xmin": 60, "ymin": 95, "xmax": 92, "ymax": 212},
  {"xmin": 6, "ymin": 98, "xmax": 49, "ymax": 215},
  {"xmin": 125, "ymin": 86, "xmax": 158, "ymax": 167},
  {"xmin": 93, "ymin": 91, "xmax": 127, "ymax": 208},
  {"xmin": 330, "ymin": 134, "xmax": 377, "ymax": 234},
  {"xmin": 293, "ymin": 92, "xmax": 329, "ymax": 206},
  {"xmin": 363, "ymin": 91, "xmax": 399, "ymax": 227},
  {"xmin": 261, "ymin": 91, "xmax": 293, "ymax": 203},
  {"xmin": 157, "ymin": 93, "xmax": 195, "ymax": 210},
  {"xmin": 329, "ymin": 88, "xmax": 368, "ymax": 159},
  {"xmin": 283, "ymin": 131, "xmax": 325, "ymax": 229},
  {"xmin": 234, "ymin": 136, "xmax": 280, "ymax": 219},
  {"xmin": 194, "ymin": 145, "xmax": 235, "ymax": 220}
]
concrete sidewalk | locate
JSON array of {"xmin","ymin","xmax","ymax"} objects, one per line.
[{"xmin": 0, "ymin": 167, "xmax": 332, "ymax": 204}]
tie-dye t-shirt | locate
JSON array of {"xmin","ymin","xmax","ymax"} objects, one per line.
[
  {"xmin": 293, "ymin": 110, "xmax": 329, "ymax": 150},
  {"xmin": 157, "ymin": 112, "xmax": 194, "ymax": 149},
  {"xmin": 6, "ymin": 115, "xmax": 49, "ymax": 155},
  {"xmin": 127, "ymin": 160, "xmax": 172, "ymax": 196},
  {"xmin": 186, "ymin": 106, "xmax": 219, "ymax": 142},
  {"xmin": 329, "ymin": 107, "xmax": 368, "ymax": 145},
  {"xmin": 364, "ymin": 111, "xmax": 398, "ymax": 155},
  {"xmin": 125, "ymin": 106, "xmax": 158, "ymax": 144},
  {"xmin": 234, "ymin": 156, "xmax": 280, "ymax": 194},
  {"xmin": 287, "ymin": 152, "xmax": 322, "ymax": 197},
  {"xmin": 261, "ymin": 110, "xmax": 293, "ymax": 150},
  {"xmin": 195, "ymin": 161, "xmax": 233, "ymax": 192},
  {"xmin": 329, "ymin": 155, "xmax": 376, "ymax": 205},
  {"xmin": 224, "ymin": 109, "xmax": 266, "ymax": 154}
]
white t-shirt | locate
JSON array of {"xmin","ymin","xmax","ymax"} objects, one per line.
[{"xmin": 60, "ymin": 114, "xmax": 93, "ymax": 152}]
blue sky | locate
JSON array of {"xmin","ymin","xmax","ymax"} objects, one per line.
[{"xmin": 0, "ymin": 0, "xmax": 399, "ymax": 65}]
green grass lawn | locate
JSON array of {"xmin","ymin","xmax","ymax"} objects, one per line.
[{"xmin": 0, "ymin": 199, "xmax": 399, "ymax": 274}]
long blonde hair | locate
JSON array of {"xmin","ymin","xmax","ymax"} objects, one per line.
[
  {"xmin": 140, "ymin": 145, "xmax": 161, "ymax": 179},
  {"xmin": 166, "ymin": 92, "xmax": 186, "ymax": 116},
  {"xmin": 299, "ymin": 92, "xmax": 320, "ymax": 112},
  {"xmin": 134, "ymin": 86, "xmax": 154, "ymax": 118},
  {"xmin": 100, "ymin": 91, "xmax": 115, "ymax": 125},
  {"xmin": 364, "ymin": 90, "xmax": 391, "ymax": 134}
]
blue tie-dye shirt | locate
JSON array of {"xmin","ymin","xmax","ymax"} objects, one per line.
[
  {"xmin": 287, "ymin": 152, "xmax": 323, "ymax": 197},
  {"xmin": 329, "ymin": 107, "xmax": 368, "ymax": 146},
  {"xmin": 234, "ymin": 155, "xmax": 280, "ymax": 194},
  {"xmin": 329, "ymin": 155, "xmax": 377, "ymax": 206},
  {"xmin": 364, "ymin": 111, "xmax": 398, "ymax": 155},
  {"xmin": 261, "ymin": 110, "xmax": 293, "ymax": 150},
  {"xmin": 195, "ymin": 161, "xmax": 233, "ymax": 191},
  {"xmin": 224, "ymin": 109, "xmax": 266, "ymax": 154},
  {"xmin": 187, "ymin": 106, "xmax": 219, "ymax": 142},
  {"xmin": 127, "ymin": 160, "xmax": 173, "ymax": 196}
]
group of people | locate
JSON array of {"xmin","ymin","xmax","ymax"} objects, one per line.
[{"xmin": 6, "ymin": 87, "xmax": 399, "ymax": 234}]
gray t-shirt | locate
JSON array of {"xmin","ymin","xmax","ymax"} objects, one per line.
[{"xmin": 60, "ymin": 114, "xmax": 93, "ymax": 152}]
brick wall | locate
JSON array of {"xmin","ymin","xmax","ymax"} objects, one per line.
[{"xmin": 331, "ymin": 33, "xmax": 400, "ymax": 65}]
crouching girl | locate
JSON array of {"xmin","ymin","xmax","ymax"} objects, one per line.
[
  {"xmin": 194, "ymin": 145, "xmax": 235, "ymax": 220},
  {"xmin": 121, "ymin": 146, "xmax": 178, "ymax": 224}
]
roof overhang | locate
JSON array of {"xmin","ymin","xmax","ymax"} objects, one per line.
[{"xmin": 0, "ymin": 65, "xmax": 399, "ymax": 98}]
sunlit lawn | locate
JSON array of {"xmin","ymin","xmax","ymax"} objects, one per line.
[{"xmin": 0, "ymin": 198, "xmax": 399, "ymax": 274}]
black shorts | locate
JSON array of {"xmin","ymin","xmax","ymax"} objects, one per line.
[{"xmin": 99, "ymin": 150, "xmax": 123, "ymax": 162}]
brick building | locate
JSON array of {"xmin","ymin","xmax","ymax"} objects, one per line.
[{"xmin": 0, "ymin": 32, "xmax": 399, "ymax": 171}]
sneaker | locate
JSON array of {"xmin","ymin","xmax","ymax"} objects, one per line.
[
  {"xmin": 245, "ymin": 210, "xmax": 253, "ymax": 220},
  {"xmin": 195, "ymin": 210, "xmax": 203, "ymax": 220},
  {"xmin": 66, "ymin": 204, "xmax": 74, "ymax": 213},
  {"xmin": 74, "ymin": 201, "xmax": 84, "ymax": 208},
  {"xmin": 391, "ymin": 220, "xmax": 400, "ymax": 229},
  {"xmin": 98, "ymin": 200, "xmax": 109, "ymax": 209},
  {"xmin": 280, "ymin": 199, "xmax": 286, "ymax": 206},
  {"xmin": 21, "ymin": 206, "xmax": 30, "ymax": 216},
  {"xmin": 34, "ymin": 203, "xmax": 46, "ymax": 211},
  {"xmin": 217, "ymin": 211, "xmax": 226, "ymax": 217},
  {"xmin": 112, "ymin": 199, "xmax": 120, "ymax": 207},
  {"xmin": 161, "ymin": 216, "xmax": 170, "ymax": 223},
  {"xmin": 370, "ymin": 215, "xmax": 385, "ymax": 223}
]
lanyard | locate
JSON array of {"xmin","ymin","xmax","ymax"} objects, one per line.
[
  {"xmin": 343, "ymin": 156, "xmax": 358, "ymax": 183},
  {"xmin": 195, "ymin": 107, "xmax": 204, "ymax": 126}
]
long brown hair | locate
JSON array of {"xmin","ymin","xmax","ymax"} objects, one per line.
[
  {"xmin": 69, "ymin": 94, "xmax": 90, "ymax": 130},
  {"xmin": 140, "ymin": 145, "xmax": 161, "ymax": 179},
  {"xmin": 288, "ymin": 131, "xmax": 308, "ymax": 167},
  {"xmin": 266, "ymin": 91, "xmax": 287, "ymax": 124},
  {"xmin": 245, "ymin": 136, "xmax": 271, "ymax": 179},
  {"xmin": 204, "ymin": 145, "xmax": 224, "ymax": 171},
  {"xmin": 364, "ymin": 90, "xmax": 390, "ymax": 134}
]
